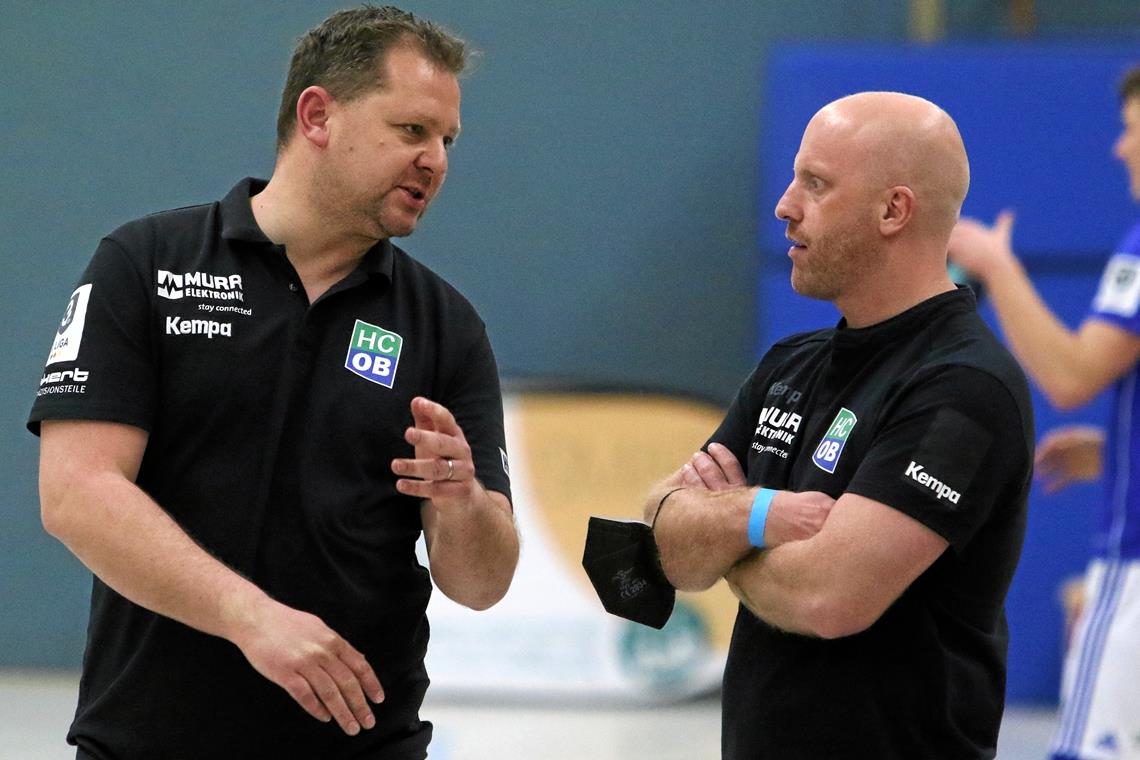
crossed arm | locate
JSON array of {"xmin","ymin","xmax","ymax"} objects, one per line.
[
  {"xmin": 38, "ymin": 397, "xmax": 517, "ymax": 737},
  {"xmin": 646, "ymin": 444, "xmax": 948, "ymax": 637}
]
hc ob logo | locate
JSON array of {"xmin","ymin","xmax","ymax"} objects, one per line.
[
  {"xmin": 345, "ymin": 320, "xmax": 403, "ymax": 388},
  {"xmin": 812, "ymin": 407, "xmax": 857, "ymax": 474}
]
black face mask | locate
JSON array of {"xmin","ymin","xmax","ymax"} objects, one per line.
[{"xmin": 581, "ymin": 516, "xmax": 675, "ymax": 629}]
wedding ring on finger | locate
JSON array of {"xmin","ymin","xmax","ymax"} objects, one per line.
[{"xmin": 444, "ymin": 458, "xmax": 455, "ymax": 481}]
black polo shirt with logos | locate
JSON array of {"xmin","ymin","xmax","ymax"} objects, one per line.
[
  {"xmin": 29, "ymin": 178, "xmax": 511, "ymax": 759},
  {"xmin": 711, "ymin": 289, "xmax": 1033, "ymax": 760}
]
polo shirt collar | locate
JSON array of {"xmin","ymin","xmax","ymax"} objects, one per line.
[
  {"xmin": 831, "ymin": 285, "xmax": 976, "ymax": 353},
  {"xmin": 219, "ymin": 177, "xmax": 395, "ymax": 282}
]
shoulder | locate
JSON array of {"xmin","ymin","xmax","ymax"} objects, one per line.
[
  {"xmin": 926, "ymin": 308, "xmax": 1029, "ymax": 396},
  {"xmin": 770, "ymin": 326, "xmax": 832, "ymax": 352},
  {"xmin": 389, "ymin": 244, "xmax": 485, "ymax": 326},
  {"xmin": 100, "ymin": 202, "xmax": 220, "ymax": 268},
  {"xmin": 892, "ymin": 310, "xmax": 1034, "ymax": 439}
]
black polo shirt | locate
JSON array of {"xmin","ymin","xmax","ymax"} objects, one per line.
[
  {"xmin": 711, "ymin": 288, "xmax": 1033, "ymax": 760},
  {"xmin": 29, "ymin": 178, "xmax": 511, "ymax": 759}
]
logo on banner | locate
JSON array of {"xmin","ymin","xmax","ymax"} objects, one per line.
[
  {"xmin": 812, "ymin": 407, "xmax": 857, "ymax": 474},
  {"xmin": 47, "ymin": 284, "xmax": 93, "ymax": 365},
  {"xmin": 345, "ymin": 320, "xmax": 403, "ymax": 388}
]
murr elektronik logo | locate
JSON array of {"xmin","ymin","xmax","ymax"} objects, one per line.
[
  {"xmin": 345, "ymin": 320, "xmax": 403, "ymax": 388},
  {"xmin": 812, "ymin": 407, "xmax": 857, "ymax": 474}
]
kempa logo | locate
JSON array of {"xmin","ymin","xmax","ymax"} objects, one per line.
[
  {"xmin": 345, "ymin": 320, "xmax": 402, "ymax": 388},
  {"xmin": 165, "ymin": 317, "xmax": 232, "ymax": 339},
  {"xmin": 905, "ymin": 461, "xmax": 961, "ymax": 503},
  {"xmin": 157, "ymin": 270, "xmax": 244, "ymax": 301}
]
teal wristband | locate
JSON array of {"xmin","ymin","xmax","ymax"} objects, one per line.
[{"xmin": 748, "ymin": 488, "xmax": 776, "ymax": 548}]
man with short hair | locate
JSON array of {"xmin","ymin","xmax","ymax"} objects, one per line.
[
  {"xmin": 646, "ymin": 92, "xmax": 1033, "ymax": 758},
  {"xmin": 30, "ymin": 6, "xmax": 518, "ymax": 758},
  {"xmin": 948, "ymin": 64, "xmax": 1140, "ymax": 760}
]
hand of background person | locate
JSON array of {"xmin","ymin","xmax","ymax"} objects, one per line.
[
  {"xmin": 947, "ymin": 210, "xmax": 1017, "ymax": 281},
  {"xmin": 392, "ymin": 397, "xmax": 481, "ymax": 505},
  {"xmin": 1035, "ymin": 424, "xmax": 1106, "ymax": 493},
  {"xmin": 677, "ymin": 443, "xmax": 834, "ymax": 546},
  {"xmin": 231, "ymin": 597, "xmax": 384, "ymax": 736}
]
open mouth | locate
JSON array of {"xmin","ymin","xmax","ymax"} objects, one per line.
[{"xmin": 403, "ymin": 187, "xmax": 426, "ymax": 201}]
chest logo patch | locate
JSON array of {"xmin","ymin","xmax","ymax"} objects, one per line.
[
  {"xmin": 345, "ymin": 320, "xmax": 403, "ymax": 388},
  {"xmin": 812, "ymin": 407, "xmax": 857, "ymax": 474}
]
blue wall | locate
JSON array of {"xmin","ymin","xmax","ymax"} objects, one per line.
[{"xmin": 2, "ymin": 0, "xmax": 1140, "ymax": 708}]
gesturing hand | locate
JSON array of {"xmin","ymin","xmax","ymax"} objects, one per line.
[
  {"xmin": 947, "ymin": 211, "xmax": 1016, "ymax": 281},
  {"xmin": 233, "ymin": 598, "xmax": 384, "ymax": 736},
  {"xmin": 391, "ymin": 397, "xmax": 478, "ymax": 505},
  {"xmin": 1035, "ymin": 425, "xmax": 1106, "ymax": 494}
]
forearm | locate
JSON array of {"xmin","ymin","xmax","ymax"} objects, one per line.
[
  {"xmin": 424, "ymin": 486, "xmax": 518, "ymax": 610},
  {"xmin": 725, "ymin": 543, "xmax": 837, "ymax": 637},
  {"xmin": 978, "ymin": 255, "xmax": 1089, "ymax": 407},
  {"xmin": 42, "ymin": 471, "xmax": 270, "ymax": 643},
  {"xmin": 647, "ymin": 483, "xmax": 754, "ymax": 592}
]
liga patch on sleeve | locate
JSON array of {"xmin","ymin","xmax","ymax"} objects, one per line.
[
  {"xmin": 901, "ymin": 406, "xmax": 992, "ymax": 505},
  {"xmin": 47, "ymin": 284, "xmax": 93, "ymax": 365},
  {"xmin": 1093, "ymin": 253, "xmax": 1140, "ymax": 318}
]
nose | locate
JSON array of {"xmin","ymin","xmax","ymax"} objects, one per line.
[
  {"xmin": 1113, "ymin": 130, "xmax": 1127, "ymax": 162},
  {"xmin": 775, "ymin": 182, "xmax": 799, "ymax": 222},
  {"xmin": 416, "ymin": 140, "xmax": 449, "ymax": 176}
]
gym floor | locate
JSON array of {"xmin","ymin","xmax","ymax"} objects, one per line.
[{"xmin": 0, "ymin": 670, "xmax": 1058, "ymax": 759}]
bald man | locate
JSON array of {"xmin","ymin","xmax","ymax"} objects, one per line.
[{"xmin": 644, "ymin": 92, "xmax": 1033, "ymax": 759}]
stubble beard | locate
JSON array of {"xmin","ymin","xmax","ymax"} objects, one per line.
[{"xmin": 790, "ymin": 230, "xmax": 879, "ymax": 303}]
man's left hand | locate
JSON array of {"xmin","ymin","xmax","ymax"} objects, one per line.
[{"xmin": 391, "ymin": 397, "xmax": 478, "ymax": 503}]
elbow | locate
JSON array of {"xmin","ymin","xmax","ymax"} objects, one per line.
[
  {"xmin": 659, "ymin": 554, "xmax": 720, "ymax": 593},
  {"xmin": 666, "ymin": 572, "xmax": 718, "ymax": 594},
  {"xmin": 459, "ymin": 591, "xmax": 505, "ymax": 612},
  {"xmin": 440, "ymin": 559, "xmax": 518, "ymax": 612},
  {"xmin": 1046, "ymin": 386, "xmax": 1095, "ymax": 412},
  {"xmin": 1040, "ymin": 373, "xmax": 1100, "ymax": 411},
  {"xmin": 39, "ymin": 484, "xmax": 73, "ymax": 542},
  {"xmin": 800, "ymin": 592, "xmax": 879, "ymax": 640}
]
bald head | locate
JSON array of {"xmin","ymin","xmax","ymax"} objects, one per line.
[{"xmin": 810, "ymin": 92, "xmax": 970, "ymax": 238}]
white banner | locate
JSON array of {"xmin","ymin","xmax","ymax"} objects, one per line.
[{"xmin": 423, "ymin": 389, "xmax": 740, "ymax": 703}]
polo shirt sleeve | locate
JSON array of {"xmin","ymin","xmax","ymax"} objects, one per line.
[
  {"xmin": 28, "ymin": 235, "xmax": 156, "ymax": 435},
  {"xmin": 1087, "ymin": 223, "xmax": 1140, "ymax": 337},
  {"xmin": 843, "ymin": 365, "xmax": 1030, "ymax": 551},
  {"xmin": 443, "ymin": 327, "xmax": 512, "ymax": 504}
]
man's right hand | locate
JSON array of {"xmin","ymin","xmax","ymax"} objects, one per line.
[{"xmin": 231, "ymin": 597, "xmax": 384, "ymax": 736}]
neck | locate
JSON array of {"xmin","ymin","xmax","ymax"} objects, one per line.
[
  {"xmin": 835, "ymin": 246, "xmax": 957, "ymax": 328},
  {"xmin": 251, "ymin": 163, "xmax": 376, "ymax": 269}
]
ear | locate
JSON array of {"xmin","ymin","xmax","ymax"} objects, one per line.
[
  {"xmin": 295, "ymin": 86, "xmax": 334, "ymax": 149},
  {"xmin": 879, "ymin": 185, "xmax": 915, "ymax": 237}
]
